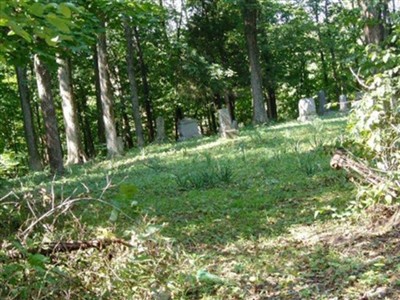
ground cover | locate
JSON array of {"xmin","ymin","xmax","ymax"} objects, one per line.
[{"xmin": 1, "ymin": 114, "xmax": 399, "ymax": 299}]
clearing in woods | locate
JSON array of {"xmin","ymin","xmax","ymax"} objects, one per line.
[{"xmin": 1, "ymin": 115, "xmax": 399, "ymax": 299}]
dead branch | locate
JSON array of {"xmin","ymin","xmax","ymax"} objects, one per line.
[
  {"xmin": 349, "ymin": 67, "xmax": 373, "ymax": 91},
  {"xmin": 33, "ymin": 238, "xmax": 133, "ymax": 255},
  {"xmin": 3, "ymin": 238, "xmax": 133, "ymax": 260},
  {"xmin": 330, "ymin": 148, "xmax": 398, "ymax": 198}
]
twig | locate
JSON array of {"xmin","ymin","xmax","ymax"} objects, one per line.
[
  {"xmin": 20, "ymin": 197, "xmax": 136, "ymax": 242},
  {"xmin": 349, "ymin": 67, "xmax": 372, "ymax": 90}
]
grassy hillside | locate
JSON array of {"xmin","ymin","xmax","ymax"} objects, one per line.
[{"xmin": 1, "ymin": 115, "xmax": 399, "ymax": 299}]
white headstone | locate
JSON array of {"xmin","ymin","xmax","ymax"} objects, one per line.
[
  {"xmin": 156, "ymin": 116, "xmax": 166, "ymax": 143},
  {"xmin": 298, "ymin": 98, "xmax": 317, "ymax": 122},
  {"xmin": 339, "ymin": 94, "xmax": 349, "ymax": 112},
  {"xmin": 218, "ymin": 108, "xmax": 238, "ymax": 139},
  {"xmin": 178, "ymin": 118, "xmax": 202, "ymax": 141}
]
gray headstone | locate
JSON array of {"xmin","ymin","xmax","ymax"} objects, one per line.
[
  {"xmin": 298, "ymin": 98, "xmax": 317, "ymax": 122},
  {"xmin": 317, "ymin": 90, "xmax": 326, "ymax": 115},
  {"xmin": 156, "ymin": 116, "xmax": 166, "ymax": 143},
  {"xmin": 339, "ymin": 94, "xmax": 349, "ymax": 112},
  {"xmin": 117, "ymin": 136, "xmax": 124, "ymax": 153},
  {"xmin": 218, "ymin": 108, "xmax": 238, "ymax": 139},
  {"xmin": 231, "ymin": 120, "xmax": 239, "ymax": 130},
  {"xmin": 178, "ymin": 118, "xmax": 202, "ymax": 141}
]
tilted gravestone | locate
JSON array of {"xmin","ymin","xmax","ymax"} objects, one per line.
[
  {"xmin": 298, "ymin": 98, "xmax": 317, "ymax": 122},
  {"xmin": 178, "ymin": 118, "xmax": 202, "ymax": 141},
  {"xmin": 218, "ymin": 108, "xmax": 238, "ymax": 139},
  {"xmin": 339, "ymin": 94, "xmax": 349, "ymax": 112},
  {"xmin": 317, "ymin": 90, "xmax": 327, "ymax": 115},
  {"xmin": 155, "ymin": 116, "xmax": 166, "ymax": 143}
]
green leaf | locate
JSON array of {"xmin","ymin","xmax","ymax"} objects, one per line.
[
  {"xmin": 58, "ymin": 3, "xmax": 71, "ymax": 18},
  {"xmin": 0, "ymin": 18, "xmax": 8, "ymax": 26},
  {"xmin": 8, "ymin": 21, "xmax": 32, "ymax": 42},
  {"xmin": 29, "ymin": 3, "xmax": 45, "ymax": 17},
  {"xmin": 46, "ymin": 13, "xmax": 70, "ymax": 33},
  {"xmin": 382, "ymin": 52, "xmax": 390, "ymax": 64},
  {"xmin": 28, "ymin": 254, "xmax": 49, "ymax": 269}
]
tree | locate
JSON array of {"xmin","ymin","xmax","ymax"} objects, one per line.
[
  {"xmin": 33, "ymin": 54, "xmax": 64, "ymax": 174},
  {"xmin": 57, "ymin": 54, "xmax": 87, "ymax": 164},
  {"xmin": 15, "ymin": 66, "xmax": 43, "ymax": 171},
  {"xmin": 243, "ymin": 0, "xmax": 268, "ymax": 124},
  {"xmin": 133, "ymin": 27, "xmax": 155, "ymax": 141},
  {"xmin": 358, "ymin": 0, "xmax": 388, "ymax": 44},
  {"xmin": 124, "ymin": 18, "xmax": 145, "ymax": 147},
  {"xmin": 96, "ymin": 21, "xmax": 123, "ymax": 157}
]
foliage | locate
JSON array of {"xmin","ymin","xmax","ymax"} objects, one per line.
[
  {"xmin": 1, "ymin": 115, "xmax": 380, "ymax": 299},
  {"xmin": 347, "ymin": 20, "xmax": 400, "ymax": 205}
]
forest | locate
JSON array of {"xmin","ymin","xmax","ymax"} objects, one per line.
[{"xmin": 0, "ymin": 0, "xmax": 400, "ymax": 299}]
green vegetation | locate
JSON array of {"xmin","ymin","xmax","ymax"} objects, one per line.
[
  {"xmin": 1, "ymin": 115, "xmax": 399, "ymax": 299},
  {"xmin": 1, "ymin": 0, "xmax": 399, "ymax": 298}
]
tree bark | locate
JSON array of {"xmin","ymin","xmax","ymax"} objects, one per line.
[
  {"xmin": 93, "ymin": 46, "xmax": 106, "ymax": 144},
  {"xmin": 96, "ymin": 21, "xmax": 122, "ymax": 157},
  {"xmin": 33, "ymin": 54, "xmax": 64, "ymax": 174},
  {"xmin": 358, "ymin": 0, "xmax": 387, "ymax": 44},
  {"xmin": 133, "ymin": 27, "xmax": 155, "ymax": 141},
  {"xmin": 124, "ymin": 18, "xmax": 145, "ymax": 147},
  {"xmin": 243, "ymin": 0, "xmax": 268, "ymax": 124},
  {"xmin": 15, "ymin": 66, "xmax": 43, "ymax": 171},
  {"xmin": 76, "ymin": 94, "xmax": 95, "ymax": 158},
  {"xmin": 57, "ymin": 55, "xmax": 86, "ymax": 164}
]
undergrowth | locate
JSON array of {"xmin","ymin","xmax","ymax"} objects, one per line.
[{"xmin": 1, "ymin": 115, "xmax": 399, "ymax": 299}]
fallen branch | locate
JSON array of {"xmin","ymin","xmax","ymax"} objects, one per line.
[
  {"xmin": 3, "ymin": 238, "xmax": 133, "ymax": 260},
  {"xmin": 331, "ymin": 148, "xmax": 400, "ymax": 231},
  {"xmin": 330, "ymin": 148, "xmax": 398, "ymax": 198},
  {"xmin": 32, "ymin": 238, "xmax": 133, "ymax": 255}
]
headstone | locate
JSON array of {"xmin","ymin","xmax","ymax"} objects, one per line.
[
  {"xmin": 317, "ymin": 90, "xmax": 326, "ymax": 115},
  {"xmin": 297, "ymin": 98, "xmax": 317, "ymax": 122},
  {"xmin": 155, "ymin": 116, "xmax": 166, "ymax": 143},
  {"xmin": 178, "ymin": 117, "xmax": 202, "ymax": 141},
  {"xmin": 218, "ymin": 108, "xmax": 238, "ymax": 139},
  {"xmin": 339, "ymin": 94, "xmax": 349, "ymax": 112},
  {"xmin": 232, "ymin": 120, "xmax": 239, "ymax": 130},
  {"xmin": 117, "ymin": 136, "xmax": 124, "ymax": 153}
]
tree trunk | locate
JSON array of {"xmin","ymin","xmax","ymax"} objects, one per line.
[
  {"xmin": 124, "ymin": 18, "xmax": 145, "ymax": 147},
  {"xmin": 15, "ymin": 66, "xmax": 43, "ymax": 171},
  {"xmin": 262, "ymin": 48, "xmax": 278, "ymax": 120},
  {"xmin": 57, "ymin": 55, "xmax": 86, "ymax": 164},
  {"xmin": 93, "ymin": 46, "xmax": 106, "ymax": 144},
  {"xmin": 358, "ymin": 0, "xmax": 387, "ymax": 44},
  {"xmin": 96, "ymin": 21, "xmax": 122, "ymax": 157},
  {"xmin": 76, "ymin": 94, "xmax": 95, "ymax": 157},
  {"xmin": 33, "ymin": 54, "xmax": 64, "ymax": 174},
  {"xmin": 243, "ymin": 0, "xmax": 268, "ymax": 124},
  {"xmin": 133, "ymin": 27, "xmax": 155, "ymax": 141},
  {"xmin": 107, "ymin": 61, "xmax": 135, "ymax": 149}
]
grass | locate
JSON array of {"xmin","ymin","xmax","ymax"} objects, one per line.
[{"xmin": 1, "ymin": 114, "xmax": 399, "ymax": 299}]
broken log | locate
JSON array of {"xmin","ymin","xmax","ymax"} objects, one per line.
[
  {"xmin": 33, "ymin": 238, "xmax": 133, "ymax": 256},
  {"xmin": 3, "ymin": 238, "xmax": 133, "ymax": 260},
  {"xmin": 330, "ymin": 148, "xmax": 398, "ymax": 199}
]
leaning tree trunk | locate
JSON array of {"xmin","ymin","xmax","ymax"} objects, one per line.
[
  {"xmin": 124, "ymin": 18, "xmax": 145, "ymax": 147},
  {"xmin": 243, "ymin": 0, "xmax": 268, "ymax": 124},
  {"xmin": 33, "ymin": 55, "xmax": 64, "ymax": 174},
  {"xmin": 96, "ymin": 21, "xmax": 122, "ymax": 157},
  {"xmin": 15, "ymin": 66, "xmax": 43, "ymax": 171},
  {"xmin": 57, "ymin": 55, "xmax": 86, "ymax": 164}
]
